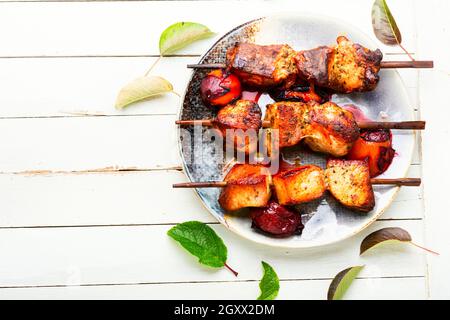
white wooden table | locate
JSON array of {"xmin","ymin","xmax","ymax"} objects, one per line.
[{"xmin": 0, "ymin": 0, "xmax": 448, "ymax": 300}]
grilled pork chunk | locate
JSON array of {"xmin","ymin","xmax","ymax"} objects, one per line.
[
  {"xmin": 218, "ymin": 164, "xmax": 272, "ymax": 212},
  {"xmin": 214, "ymin": 100, "xmax": 262, "ymax": 155},
  {"xmin": 295, "ymin": 36, "xmax": 383, "ymax": 93},
  {"xmin": 265, "ymin": 101, "xmax": 360, "ymax": 157},
  {"xmin": 325, "ymin": 159, "xmax": 375, "ymax": 212},
  {"xmin": 272, "ymin": 165, "xmax": 326, "ymax": 206},
  {"xmin": 226, "ymin": 43, "xmax": 298, "ymax": 89}
]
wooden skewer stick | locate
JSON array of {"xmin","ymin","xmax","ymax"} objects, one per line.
[
  {"xmin": 370, "ymin": 178, "xmax": 421, "ymax": 186},
  {"xmin": 175, "ymin": 119, "xmax": 426, "ymax": 130},
  {"xmin": 357, "ymin": 121, "xmax": 426, "ymax": 130},
  {"xmin": 379, "ymin": 61, "xmax": 434, "ymax": 69},
  {"xmin": 173, "ymin": 178, "xmax": 421, "ymax": 188},
  {"xmin": 173, "ymin": 181, "xmax": 228, "ymax": 188},
  {"xmin": 187, "ymin": 61, "xmax": 434, "ymax": 69}
]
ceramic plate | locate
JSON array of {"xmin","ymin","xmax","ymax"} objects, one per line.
[{"xmin": 178, "ymin": 13, "xmax": 415, "ymax": 248}]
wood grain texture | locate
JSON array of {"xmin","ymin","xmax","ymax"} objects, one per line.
[
  {"xmin": 0, "ymin": 0, "xmax": 417, "ymax": 57},
  {"xmin": 416, "ymin": 0, "xmax": 450, "ymax": 299},
  {"xmin": 0, "ymin": 0, "xmax": 430, "ymax": 299},
  {"xmin": 0, "ymin": 220, "xmax": 425, "ymax": 288},
  {"xmin": 0, "ymin": 277, "xmax": 427, "ymax": 300},
  {"xmin": 0, "ymin": 57, "xmax": 197, "ymax": 118},
  {"xmin": 0, "ymin": 115, "xmax": 180, "ymax": 172},
  {"xmin": 0, "ymin": 164, "xmax": 422, "ymax": 229}
]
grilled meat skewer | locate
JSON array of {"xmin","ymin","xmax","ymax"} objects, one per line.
[
  {"xmin": 176, "ymin": 100, "xmax": 425, "ymax": 157},
  {"xmin": 226, "ymin": 43, "xmax": 298, "ymax": 89},
  {"xmin": 189, "ymin": 37, "xmax": 433, "ymax": 92},
  {"xmin": 173, "ymin": 162, "xmax": 421, "ymax": 213}
]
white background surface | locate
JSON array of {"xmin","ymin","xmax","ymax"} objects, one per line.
[{"xmin": 0, "ymin": 0, "xmax": 448, "ymax": 299}]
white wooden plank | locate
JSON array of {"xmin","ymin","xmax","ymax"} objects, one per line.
[
  {"xmin": 0, "ymin": 115, "xmax": 180, "ymax": 172},
  {"xmin": 0, "ymin": 277, "xmax": 426, "ymax": 300},
  {"xmin": 0, "ymin": 220, "xmax": 425, "ymax": 287},
  {"xmin": 0, "ymin": 57, "xmax": 196, "ymax": 118},
  {"xmin": 0, "ymin": 57, "xmax": 418, "ymax": 118},
  {"xmin": 0, "ymin": 0, "xmax": 416, "ymax": 57},
  {"xmin": 0, "ymin": 164, "xmax": 422, "ymax": 228},
  {"xmin": 415, "ymin": 0, "xmax": 450, "ymax": 300},
  {"xmin": 0, "ymin": 112, "xmax": 423, "ymax": 173},
  {"xmin": 0, "ymin": 170, "xmax": 210, "ymax": 227}
]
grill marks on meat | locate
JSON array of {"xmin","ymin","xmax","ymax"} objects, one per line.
[
  {"xmin": 219, "ymin": 164, "xmax": 272, "ymax": 212},
  {"xmin": 304, "ymin": 102, "xmax": 361, "ymax": 156},
  {"xmin": 218, "ymin": 160, "xmax": 376, "ymax": 214},
  {"xmin": 325, "ymin": 159, "xmax": 375, "ymax": 212},
  {"xmin": 295, "ymin": 36, "xmax": 383, "ymax": 93},
  {"xmin": 214, "ymin": 100, "xmax": 262, "ymax": 154},
  {"xmin": 265, "ymin": 101, "xmax": 360, "ymax": 157},
  {"xmin": 265, "ymin": 101, "xmax": 306, "ymax": 148},
  {"xmin": 226, "ymin": 43, "xmax": 298, "ymax": 89},
  {"xmin": 295, "ymin": 46, "xmax": 332, "ymax": 86},
  {"xmin": 272, "ymin": 165, "xmax": 326, "ymax": 206}
]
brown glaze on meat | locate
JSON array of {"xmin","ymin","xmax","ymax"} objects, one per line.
[
  {"xmin": 303, "ymin": 101, "xmax": 361, "ymax": 157},
  {"xmin": 264, "ymin": 101, "xmax": 360, "ymax": 157},
  {"xmin": 325, "ymin": 159, "xmax": 375, "ymax": 212},
  {"xmin": 272, "ymin": 165, "xmax": 326, "ymax": 206},
  {"xmin": 295, "ymin": 36, "xmax": 383, "ymax": 93},
  {"xmin": 213, "ymin": 100, "xmax": 262, "ymax": 155},
  {"xmin": 226, "ymin": 43, "xmax": 297, "ymax": 89},
  {"xmin": 264, "ymin": 101, "xmax": 307, "ymax": 148},
  {"xmin": 295, "ymin": 46, "xmax": 332, "ymax": 87},
  {"xmin": 218, "ymin": 164, "xmax": 272, "ymax": 212}
]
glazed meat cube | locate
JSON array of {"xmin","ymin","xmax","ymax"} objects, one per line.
[
  {"xmin": 264, "ymin": 101, "xmax": 360, "ymax": 157},
  {"xmin": 325, "ymin": 159, "xmax": 375, "ymax": 212},
  {"xmin": 218, "ymin": 164, "xmax": 271, "ymax": 212},
  {"xmin": 295, "ymin": 36, "xmax": 383, "ymax": 93},
  {"xmin": 213, "ymin": 100, "xmax": 262, "ymax": 155},
  {"xmin": 272, "ymin": 165, "xmax": 326, "ymax": 206},
  {"xmin": 226, "ymin": 43, "xmax": 298, "ymax": 89},
  {"xmin": 303, "ymin": 101, "xmax": 360, "ymax": 157},
  {"xmin": 264, "ymin": 101, "xmax": 307, "ymax": 148}
]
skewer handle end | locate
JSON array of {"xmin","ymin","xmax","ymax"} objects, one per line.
[
  {"xmin": 371, "ymin": 178, "xmax": 421, "ymax": 187},
  {"xmin": 381, "ymin": 60, "xmax": 434, "ymax": 69}
]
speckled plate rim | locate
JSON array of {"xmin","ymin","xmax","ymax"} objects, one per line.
[{"xmin": 177, "ymin": 13, "xmax": 415, "ymax": 250}]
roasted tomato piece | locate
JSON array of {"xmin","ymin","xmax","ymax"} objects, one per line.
[
  {"xmin": 269, "ymin": 83, "xmax": 330, "ymax": 103},
  {"xmin": 347, "ymin": 129, "xmax": 395, "ymax": 177},
  {"xmin": 250, "ymin": 201, "xmax": 304, "ymax": 237},
  {"xmin": 200, "ymin": 69, "xmax": 242, "ymax": 107}
]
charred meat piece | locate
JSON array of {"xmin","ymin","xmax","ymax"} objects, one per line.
[
  {"xmin": 213, "ymin": 100, "xmax": 262, "ymax": 155},
  {"xmin": 295, "ymin": 36, "xmax": 383, "ymax": 93},
  {"xmin": 303, "ymin": 101, "xmax": 361, "ymax": 157},
  {"xmin": 325, "ymin": 159, "xmax": 375, "ymax": 212},
  {"xmin": 272, "ymin": 165, "xmax": 326, "ymax": 206},
  {"xmin": 218, "ymin": 164, "xmax": 271, "ymax": 212},
  {"xmin": 347, "ymin": 129, "xmax": 395, "ymax": 177},
  {"xmin": 264, "ymin": 101, "xmax": 307, "ymax": 148},
  {"xmin": 264, "ymin": 101, "xmax": 360, "ymax": 157},
  {"xmin": 251, "ymin": 201, "xmax": 304, "ymax": 237},
  {"xmin": 226, "ymin": 43, "xmax": 298, "ymax": 89}
]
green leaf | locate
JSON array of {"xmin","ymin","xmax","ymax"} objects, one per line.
[
  {"xmin": 115, "ymin": 76, "xmax": 174, "ymax": 109},
  {"xmin": 327, "ymin": 266, "xmax": 364, "ymax": 300},
  {"xmin": 360, "ymin": 227, "xmax": 412, "ymax": 255},
  {"xmin": 159, "ymin": 22, "xmax": 215, "ymax": 56},
  {"xmin": 257, "ymin": 261, "xmax": 280, "ymax": 300},
  {"xmin": 371, "ymin": 0, "xmax": 402, "ymax": 46},
  {"xmin": 167, "ymin": 221, "xmax": 228, "ymax": 269}
]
